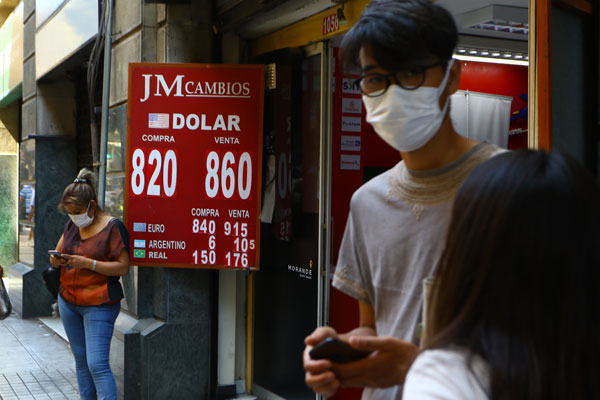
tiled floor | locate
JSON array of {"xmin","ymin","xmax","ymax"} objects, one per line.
[
  {"xmin": 0, "ymin": 313, "xmax": 79, "ymax": 400},
  {"xmin": 0, "ymin": 270, "xmax": 126, "ymax": 399},
  {"xmin": 0, "ymin": 369, "xmax": 79, "ymax": 400}
]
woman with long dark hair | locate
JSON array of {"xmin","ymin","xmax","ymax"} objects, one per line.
[{"xmin": 403, "ymin": 150, "xmax": 600, "ymax": 399}]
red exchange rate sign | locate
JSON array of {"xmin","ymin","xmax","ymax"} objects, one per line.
[{"xmin": 125, "ymin": 63, "xmax": 264, "ymax": 269}]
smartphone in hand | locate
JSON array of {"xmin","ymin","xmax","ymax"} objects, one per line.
[
  {"xmin": 48, "ymin": 250, "xmax": 66, "ymax": 260},
  {"xmin": 309, "ymin": 337, "xmax": 372, "ymax": 363}
]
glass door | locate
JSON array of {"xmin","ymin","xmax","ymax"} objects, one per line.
[{"xmin": 252, "ymin": 41, "xmax": 332, "ymax": 400}]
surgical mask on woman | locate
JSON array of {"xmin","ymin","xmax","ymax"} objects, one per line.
[
  {"xmin": 68, "ymin": 203, "xmax": 94, "ymax": 228},
  {"xmin": 363, "ymin": 60, "xmax": 454, "ymax": 152}
]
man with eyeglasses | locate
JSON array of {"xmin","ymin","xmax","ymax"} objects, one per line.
[{"xmin": 303, "ymin": 0, "xmax": 503, "ymax": 398}]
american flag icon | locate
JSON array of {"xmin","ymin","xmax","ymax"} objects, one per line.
[{"xmin": 148, "ymin": 113, "xmax": 169, "ymax": 129}]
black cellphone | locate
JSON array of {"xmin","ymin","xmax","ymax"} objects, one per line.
[
  {"xmin": 309, "ymin": 337, "xmax": 372, "ymax": 363},
  {"xmin": 48, "ymin": 250, "xmax": 66, "ymax": 260}
]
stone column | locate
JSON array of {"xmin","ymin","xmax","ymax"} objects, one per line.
[{"xmin": 109, "ymin": 1, "xmax": 218, "ymax": 398}]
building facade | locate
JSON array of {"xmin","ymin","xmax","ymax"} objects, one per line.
[{"xmin": 1, "ymin": 0, "xmax": 597, "ymax": 399}]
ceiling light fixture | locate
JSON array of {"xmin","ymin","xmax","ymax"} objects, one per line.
[
  {"xmin": 469, "ymin": 49, "xmax": 478, "ymax": 55},
  {"xmin": 461, "ymin": 5, "xmax": 529, "ymax": 41},
  {"xmin": 453, "ymin": 54, "xmax": 529, "ymax": 66},
  {"xmin": 337, "ymin": 0, "xmax": 348, "ymax": 26},
  {"xmin": 480, "ymin": 50, "xmax": 490, "ymax": 56}
]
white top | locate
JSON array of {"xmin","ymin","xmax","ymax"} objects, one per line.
[
  {"xmin": 332, "ymin": 143, "xmax": 503, "ymax": 400},
  {"xmin": 403, "ymin": 348, "xmax": 490, "ymax": 399}
]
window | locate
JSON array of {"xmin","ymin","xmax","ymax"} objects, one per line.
[{"xmin": 19, "ymin": 139, "xmax": 35, "ymax": 265}]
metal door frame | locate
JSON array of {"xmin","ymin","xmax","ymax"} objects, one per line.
[{"xmin": 304, "ymin": 41, "xmax": 333, "ymax": 330}]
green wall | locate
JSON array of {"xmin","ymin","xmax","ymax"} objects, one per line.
[{"xmin": 0, "ymin": 127, "xmax": 18, "ymax": 269}]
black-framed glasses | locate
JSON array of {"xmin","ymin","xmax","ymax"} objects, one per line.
[{"xmin": 354, "ymin": 60, "xmax": 446, "ymax": 97}]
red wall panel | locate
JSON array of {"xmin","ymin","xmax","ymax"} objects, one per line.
[{"xmin": 457, "ymin": 60, "xmax": 529, "ymax": 149}]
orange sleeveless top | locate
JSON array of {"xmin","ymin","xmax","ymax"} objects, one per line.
[{"xmin": 59, "ymin": 219, "xmax": 128, "ymax": 306}]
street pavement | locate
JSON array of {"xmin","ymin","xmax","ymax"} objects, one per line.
[
  {"xmin": 0, "ymin": 303, "xmax": 124, "ymax": 400},
  {"xmin": 0, "ymin": 312, "xmax": 79, "ymax": 400}
]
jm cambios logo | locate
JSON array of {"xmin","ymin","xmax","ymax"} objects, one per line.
[{"xmin": 140, "ymin": 74, "xmax": 251, "ymax": 103}]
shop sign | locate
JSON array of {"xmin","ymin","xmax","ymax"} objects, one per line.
[
  {"xmin": 342, "ymin": 78, "xmax": 360, "ymax": 94},
  {"xmin": 126, "ymin": 63, "xmax": 265, "ymax": 269},
  {"xmin": 340, "ymin": 154, "xmax": 361, "ymax": 170},
  {"xmin": 322, "ymin": 13, "xmax": 340, "ymax": 35},
  {"xmin": 342, "ymin": 98, "xmax": 362, "ymax": 114},
  {"xmin": 341, "ymin": 135, "xmax": 361, "ymax": 152},
  {"xmin": 341, "ymin": 116, "xmax": 362, "ymax": 132}
]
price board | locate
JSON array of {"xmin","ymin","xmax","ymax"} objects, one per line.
[{"xmin": 125, "ymin": 63, "xmax": 264, "ymax": 269}]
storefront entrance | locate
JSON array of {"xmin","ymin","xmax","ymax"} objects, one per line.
[{"xmin": 253, "ymin": 42, "xmax": 333, "ymax": 399}]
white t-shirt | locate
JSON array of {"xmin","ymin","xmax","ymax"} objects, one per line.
[
  {"xmin": 403, "ymin": 348, "xmax": 490, "ymax": 399},
  {"xmin": 332, "ymin": 143, "xmax": 503, "ymax": 400}
]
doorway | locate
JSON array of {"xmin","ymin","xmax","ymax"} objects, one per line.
[{"xmin": 252, "ymin": 41, "xmax": 333, "ymax": 400}]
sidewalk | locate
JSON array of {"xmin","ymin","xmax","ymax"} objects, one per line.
[
  {"xmin": 0, "ymin": 308, "xmax": 124, "ymax": 400},
  {"xmin": 0, "ymin": 312, "xmax": 79, "ymax": 400}
]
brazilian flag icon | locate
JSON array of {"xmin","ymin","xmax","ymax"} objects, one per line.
[{"xmin": 133, "ymin": 249, "xmax": 146, "ymax": 258}]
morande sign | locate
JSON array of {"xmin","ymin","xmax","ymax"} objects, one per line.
[{"xmin": 125, "ymin": 63, "xmax": 265, "ymax": 269}]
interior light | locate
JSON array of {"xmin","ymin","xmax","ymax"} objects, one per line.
[
  {"xmin": 453, "ymin": 54, "xmax": 529, "ymax": 66},
  {"xmin": 337, "ymin": 7, "xmax": 348, "ymax": 26},
  {"xmin": 336, "ymin": 0, "xmax": 348, "ymax": 26},
  {"xmin": 525, "ymin": 55, "xmax": 529, "ymax": 61},
  {"xmin": 480, "ymin": 50, "xmax": 490, "ymax": 56},
  {"xmin": 469, "ymin": 49, "xmax": 478, "ymax": 55},
  {"xmin": 457, "ymin": 48, "xmax": 466, "ymax": 54},
  {"xmin": 491, "ymin": 51, "xmax": 501, "ymax": 57},
  {"xmin": 514, "ymin": 54, "xmax": 524, "ymax": 59},
  {"xmin": 503, "ymin": 52, "xmax": 512, "ymax": 58}
]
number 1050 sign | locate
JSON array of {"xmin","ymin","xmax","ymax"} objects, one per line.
[{"xmin": 125, "ymin": 63, "xmax": 265, "ymax": 269}]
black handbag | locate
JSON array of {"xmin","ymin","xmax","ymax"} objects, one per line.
[
  {"xmin": 0, "ymin": 272, "xmax": 12, "ymax": 320},
  {"xmin": 42, "ymin": 266, "xmax": 61, "ymax": 299}
]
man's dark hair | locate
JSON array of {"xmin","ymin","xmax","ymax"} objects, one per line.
[
  {"xmin": 427, "ymin": 150, "xmax": 600, "ymax": 399},
  {"xmin": 341, "ymin": 0, "xmax": 458, "ymax": 70}
]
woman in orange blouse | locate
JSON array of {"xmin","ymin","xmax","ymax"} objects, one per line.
[{"xmin": 50, "ymin": 168, "xmax": 130, "ymax": 400}]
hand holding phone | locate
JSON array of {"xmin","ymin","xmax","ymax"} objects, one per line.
[
  {"xmin": 48, "ymin": 250, "xmax": 67, "ymax": 260},
  {"xmin": 309, "ymin": 337, "xmax": 372, "ymax": 363}
]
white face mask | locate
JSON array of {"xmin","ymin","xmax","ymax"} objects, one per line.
[
  {"xmin": 363, "ymin": 59, "xmax": 454, "ymax": 152},
  {"xmin": 68, "ymin": 202, "xmax": 94, "ymax": 228}
]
